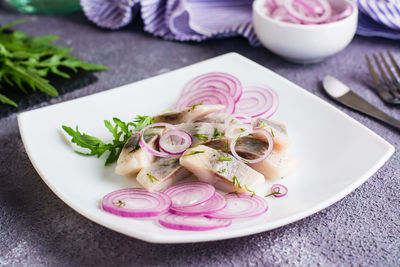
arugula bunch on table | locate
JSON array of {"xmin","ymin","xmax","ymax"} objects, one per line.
[
  {"xmin": 0, "ymin": 20, "xmax": 108, "ymax": 107},
  {"xmin": 62, "ymin": 115, "xmax": 154, "ymax": 166}
]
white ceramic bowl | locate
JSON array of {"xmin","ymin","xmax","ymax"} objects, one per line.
[{"xmin": 253, "ymin": 0, "xmax": 358, "ymax": 63}]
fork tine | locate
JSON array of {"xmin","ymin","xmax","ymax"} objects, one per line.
[
  {"xmin": 387, "ymin": 51, "xmax": 400, "ymax": 80},
  {"xmin": 380, "ymin": 52, "xmax": 400, "ymax": 96},
  {"xmin": 366, "ymin": 55, "xmax": 396, "ymax": 104},
  {"xmin": 373, "ymin": 54, "xmax": 398, "ymax": 98},
  {"xmin": 366, "ymin": 55, "xmax": 381, "ymax": 86}
]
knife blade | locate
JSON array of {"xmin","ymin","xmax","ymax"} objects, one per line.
[{"xmin": 322, "ymin": 75, "xmax": 400, "ymax": 131}]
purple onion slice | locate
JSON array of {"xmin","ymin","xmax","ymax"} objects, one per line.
[
  {"xmin": 207, "ymin": 193, "xmax": 268, "ymax": 219},
  {"xmin": 102, "ymin": 188, "xmax": 171, "ymax": 218},
  {"xmin": 170, "ymin": 192, "xmax": 227, "ymax": 216},
  {"xmin": 159, "ymin": 213, "xmax": 232, "ymax": 231},
  {"xmin": 163, "ymin": 182, "xmax": 216, "ymax": 209}
]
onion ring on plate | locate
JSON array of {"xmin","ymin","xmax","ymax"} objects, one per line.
[
  {"xmin": 230, "ymin": 128, "xmax": 274, "ymax": 164},
  {"xmin": 207, "ymin": 193, "xmax": 268, "ymax": 219},
  {"xmin": 181, "ymin": 72, "xmax": 243, "ymax": 102},
  {"xmin": 159, "ymin": 213, "xmax": 232, "ymax": 231},
  {"xmin": 175, "ymin": 88, "xmax": 236, "ymax": 115},
  {"xmin": 138, "ymin": 123, "xmax": 175, "ymax": 157},
  {"xmin": 163, "ymin": 181, "xmax": 216, "ymax": 209},
  {"xmin": 234, "ymin": 86, "xmax": 279, "ymax": 118},
  {"xmin": 159, "ymin": 129, "xmax": 193, "ymax": 155},
  {"xmin": 102, "ymin": 188, "xmax": 171, "ymax": 218}
]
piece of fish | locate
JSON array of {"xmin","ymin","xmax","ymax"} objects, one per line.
[
  {"xmin": 154, "ymin": 104, "xmax": 224, "ymax": 124},
  {"xmin": 204, "ymin": 136, "xmax": 297, "ymax": 180},
  {"xmin": 115, "ymin": 128, "xmax": 162, "ymax": 176},
  {"xmin": 180, "ymin": 145, "xmax": 265, "ymax": 192},
  {"xmin": 256, "ymin": 118, "xmax": 291, "ymax": 152},
  {"xmin": 194, "ymin": 112, "xmax": 228, "ymax": 123},
  {"xmin": 176, "ymin": 122, "xmax": 226, "ymax": 145},
  {"xmin": 136, "ymin": 157, "xmax": 190, "ymax": 191}
]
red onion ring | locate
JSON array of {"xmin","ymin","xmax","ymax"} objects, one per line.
[
  {"xmin": 234, "ymin": 86, "xmax": 279, "ymax": 119},
  {"xmin": 224, "ymin": 113, "xmax": 254, "ymax": 139},
  {"xmin": 284, "ymin": 0, "xmax": 331, "ymax": 24},
  {"xmin": 163, "ymin": 182, "xmax": 216, "ymax": 209},
  {"xmin": 102, "ymin": 188, "xmax": 171, "ymax": 218},
  {"xmin": 170, "ymin": 192, "xmax": 227, "ymax": 216},
  {"xmin": 138, "ymin": 123, "xmax": 175, "ymax": 158},
  {"xmin": 175, "ymin": 88, "xmax": 235, "ymax": 115},
  {"xmin": 271, "ymin": 184, "xmax": 288, "ymax": 198},
  {"xmin": 207, "ymin": 194, "xmax": 268, "ymax": 219},
  {"xmin": 159, "ymin": 213, "xmax": 232, "ymax": 231},
  {"xmin": 230, "ymin": 128, "xmax": 274, "ymax": 164},
  {"xmin": 159, "ymin": 129, "xmax": 193, "ymax": 155},
  {"xmin": 181, "ymin": 72, "xmax": 243, "ymax": 102}
]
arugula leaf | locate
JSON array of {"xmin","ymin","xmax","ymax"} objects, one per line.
[
  {"xmin": 133, "ymin": 115, "xmax": 154, "ymax": 130},
  {"xmin": 61, "ymin": 114, "xmax": 155, "ymax": 165},
  {"xmin": 0, "ymin": 20, "xmax": 108, "ymax": 107},
  {"xmin": 62, "ymin": 117, "xmax": 133, "ymax": 166}
]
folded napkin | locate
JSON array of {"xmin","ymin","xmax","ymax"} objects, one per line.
[
  {"xmin": 80, "ymin": 0, "xmax": 400, "ymax": 44},
  {"xmin": 81, "ymin": 0, "xmax": 259, "ymax": 45},
  {"xmin": 357, "ymin": 0, "xmax": 400, "ymax": 39}
]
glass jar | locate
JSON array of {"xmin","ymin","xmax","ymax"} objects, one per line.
[{"xmin": 5, "ymin": 0, "xmax": 81, "ymax": 14}]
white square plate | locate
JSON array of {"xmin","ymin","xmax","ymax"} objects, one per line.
[{"xmin": 18, "ymin": 53, "xmax": 394, "ymax": 243}]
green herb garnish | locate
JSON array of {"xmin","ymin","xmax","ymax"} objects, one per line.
[
  {"xmin": 245, "ymin": 185, "xmax": 255, "ymax": 197},
  {"xmin": 212, "ymin": 128, "xmax": 224, "ymax": 139},
  {"xmin": 217, "ymin": 168, "xmax": 226, "ymax": 174},
  {"xmin": 232, "ymin": 176, "xmax": 242, "ymax": 189},
  {"xmin": 146, "ymin": 173, "xmax": 159, "ymax": 183},
  {"xmin": 270, "ymin": 128, "xmax": 275, "ymax": 138},
  {"xmin": 116, "ymin": 200, "xmax": 126, "ymax": 208},
  {"xmin": 188, "ymin": 102, "xmax": 203, "ymax": 111},
  {"xmin": 184, "ymin": 150, "xmax": 205, "ymax": 157},
  {"xmin": 193, "ymin": 133, "xmax": 208, "ymax": 142},
  {"xmin": 0, "ymin": 20, "xmax": 108, "ymax": 107},
  {"xmin": 218, "ymin": 156, "xmax": 232, "ymax": 161},
  {"xmin": 132, "ymin": 115, "xmax": 154, "ymax": 131},
  {"xmin": 227, "ymin": 191, "xmax": 240, "ymax": 198},
  {"xmin": 264, "ymin": 192, "xmax": 282, "ymax": 198},
  {"xmin": 61, "ymin": 114, "xmax": 154, "ymax": 165},
  {"xmin": 129, "ymin": 133, "xmax": 141, "ymax": 153}
]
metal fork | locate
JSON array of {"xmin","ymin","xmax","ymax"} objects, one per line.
[{"xmin": 366, "ymin": 51, "xmax": 400, "ymax": 105}]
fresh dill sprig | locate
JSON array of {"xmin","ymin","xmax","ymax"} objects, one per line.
[
  {"xmin": 217, "ymin": 168, "xmax": 226, "ymax": 174},
  {"xmin": 232, "ymin": 176, "xmax": 242, "ymax": 189},
  {"xmin": 146, "ymin": 173, "xmax": 159, "ymax": 183},
  {"xmin": 227, "ymin": 191, "xmax": 240, "ymax": 198},
  {"xmin": 245, "ymin": 185, "xmax": 255, "ymax": 197},
  {"xmin": 212, "ymin": 128, "xmax": 224, "ymax": 139},
  {"xmin": 188, "ymin": 102, "xmax": 203, "ymax": 111},
  {"xmin": 116, "ymin": 200, "xmax": 126, "ymax": 208},
  {"xmin": 270, "ymin": 128, "xmax": 275, "ymax": 138},
  {"xmin": 193, "ymin": 133, "xmax": 208, "ymax": 142},
  {"xmin": 264, "ymin": 192, "xmax": 282, "ymax": 197},
  {"xmin": 184, "ymin": 150, "xmax": 205, "ymax": 157}
]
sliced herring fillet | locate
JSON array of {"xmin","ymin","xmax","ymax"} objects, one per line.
[{"xmin": 180, "ymin": 145, "xmax": 264, "ymax": 193}]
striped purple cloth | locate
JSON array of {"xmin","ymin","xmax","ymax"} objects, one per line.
[
  {"xmin": 81, "ymin": 0, "xmax": 259, "ymax": 45},
  {"xmin": 357, "ymin": 0, "xmax": 400, "ymax": 39},
  {"xmin": 80, "ymin": 0, "xmax": 400, "ymax": 44}
]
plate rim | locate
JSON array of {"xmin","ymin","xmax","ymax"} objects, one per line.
[{"xmin": 17, "ymin": 52, "xmax": 395, "ymax": 243}]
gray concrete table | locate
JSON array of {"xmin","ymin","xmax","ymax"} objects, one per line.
[{"xmin": 0, "ymin": 7, "xmax": 399, "ymax": 267}]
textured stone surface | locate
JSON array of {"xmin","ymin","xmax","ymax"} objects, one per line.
[{"xmin": 0, "ymin": 6, "xmax": 399, "ymax": 267}]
